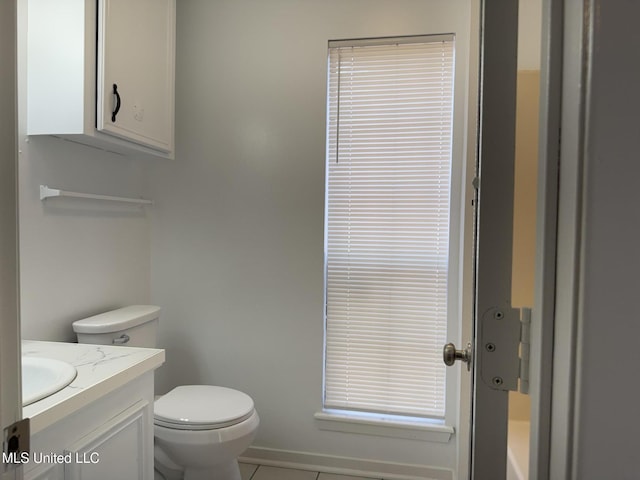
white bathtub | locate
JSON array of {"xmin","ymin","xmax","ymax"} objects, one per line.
[{"xmin": 507, "ymin": 420, "xmax": 530, "ymax": 480}]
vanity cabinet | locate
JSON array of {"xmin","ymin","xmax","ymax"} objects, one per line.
[
  {"xmin": 26, "ymin": 0, "xmax": 175, "ymax": 159},
  {"xmin": 24, "ymin": 373, "xmax": 155, "ymax": 480},
  {"xmin": 63, "ymin": 401, "xmax": 149, "ymax": 480}
]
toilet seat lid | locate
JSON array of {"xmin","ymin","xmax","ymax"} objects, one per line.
[{"xmin": 154, "ymin": 385, "xmax": 254, "ymax": 430}]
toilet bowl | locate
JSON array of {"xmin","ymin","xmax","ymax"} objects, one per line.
[
  {"xmin": 72, "ymin": 306, "xmax": 259, "ymax": 480},
  {"xmin": 154, "ymin": 385, "xmax": 259, "ymax": 480}
]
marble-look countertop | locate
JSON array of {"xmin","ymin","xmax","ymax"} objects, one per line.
[{"xmin": 22, "ymin": 340, "xmax": 164, "ymax": 434}]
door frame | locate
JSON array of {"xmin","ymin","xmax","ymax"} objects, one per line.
[
  {"xmin": 528, "ymin": 0, "xmax": 593, "ymax": 477},
  {"xmin": 538, "ymin": 0, "xmax": 594, "ymax": 478},
  {"xmin": 528, "ymin": 0, "xmax": 564, "ymax": 477},
  {"xmin": 0, "ymin": 0, "xmax": 23, "ymax": 479}
]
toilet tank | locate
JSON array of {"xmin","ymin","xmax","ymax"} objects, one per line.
[{"xmin": 72, "ymin": 305, "xmax": 160, "ymax": 348}]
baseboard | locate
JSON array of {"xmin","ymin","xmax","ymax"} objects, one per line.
[{"xmin": 239, "ymin": 446, "xmax": 453, "ymax": 480}]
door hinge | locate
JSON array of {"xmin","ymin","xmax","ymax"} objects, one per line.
[
  {"xmin": 480, "ymin": 306, "xmax": 532, "ymax": 393},
  {"xmin": 2, "ymin": 418, "xmax": 30, "ymax": 472},
  {"xmin": 518, "ymin": 308, "xmax": 531, "ymax": 394}
]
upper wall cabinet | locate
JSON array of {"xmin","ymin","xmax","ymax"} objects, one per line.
[{"xmin": 26, "ymin": 0, "xmax": 176, "ymax": 159}]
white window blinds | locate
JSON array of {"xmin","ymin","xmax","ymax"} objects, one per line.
[{"xmin": 324, "ymin": 36, "xmax": 455, "ymax": 418}]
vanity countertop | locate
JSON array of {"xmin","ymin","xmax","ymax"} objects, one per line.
[{"xmin": 22, "ymin": 340, "xmax": 164, "ymax": 434}]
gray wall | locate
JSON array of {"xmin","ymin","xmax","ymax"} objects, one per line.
[
  {"xmin": 518, "ymin": 0, "xmax": 542, "ymax": 70},
  {"xmin": 18, "ymin": 137, "xmax": 152, "ymax": 341},
  {"xmin": 149, "ymin": 0, "xmax": 470, "ymax": 469},
  {"xmin": 573, "ymin": 0, "xmax": 640, "ymax": 477}
]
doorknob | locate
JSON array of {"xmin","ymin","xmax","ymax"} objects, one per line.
[{"xmin": 443, "ymin": 342, "xmax": 472, "ymax": 371}]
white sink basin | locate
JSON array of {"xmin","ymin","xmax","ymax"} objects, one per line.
[{"xmin": 22, "ymin": 357, "xmax": 77, "ymax": 406}]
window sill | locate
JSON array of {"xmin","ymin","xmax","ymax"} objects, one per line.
[{"xmin": 314, "ymin": 411, "xmax": 455, "ymax": 443}]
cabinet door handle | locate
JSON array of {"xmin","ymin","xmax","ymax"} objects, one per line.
[{"xmin": 111, "ymin": 83, "xmax": 121, "ymax": 122}]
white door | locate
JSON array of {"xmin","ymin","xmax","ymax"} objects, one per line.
[
  {"xmin": 0, "ymin": 1, "xmax": 23, "ymax": 480},
  {"xmin": 97, "ymin": 0, "xmax": 175, "ymax": 153},
  {"xmin": 445, "ymin": 1, "xmax": 522, "ymax": 479}
]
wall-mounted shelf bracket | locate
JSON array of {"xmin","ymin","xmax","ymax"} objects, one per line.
[{"xmin": 39, "ymin": 185, "xmax": 153, "ymax": 206}]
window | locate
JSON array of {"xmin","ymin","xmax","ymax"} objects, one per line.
[{"xmin": 324, "ymin": 36, "xmax": 455, "ymax": 419}]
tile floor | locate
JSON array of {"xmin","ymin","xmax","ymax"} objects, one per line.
[{"xmin": 239, "ymin": 463, "xmax": 380, "ymax": 480}]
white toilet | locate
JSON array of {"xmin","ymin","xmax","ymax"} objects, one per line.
[{"xmin": 72, "ymin": 305, "xmax": 259, "ymax": 480}]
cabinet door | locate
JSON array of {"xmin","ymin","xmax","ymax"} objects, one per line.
[
  {"xmin": 25, "ymin": 464, "xmax": 63, "ymax": 480},
  {"xmin": 97, "ymin": 0, "xmax": 175, "ymax": 153},
  {"xmin": 64, "ymin": 401, "xmax": 151, "ymax": 480}
]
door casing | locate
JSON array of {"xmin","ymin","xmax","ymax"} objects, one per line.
[{"xmin": 0, "ymin": 0, "xmax": 22, "ymax": 479}]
